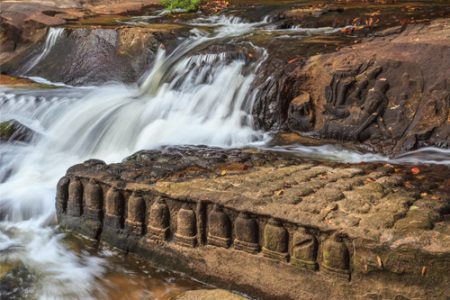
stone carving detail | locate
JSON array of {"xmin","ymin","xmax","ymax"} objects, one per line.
[
  {"xmin": 125, "ymin": 192, "xmax": 145, "ymax": 235},
  {"xmin": 207, "ymin": 204, "xmax": 231, "ymax": 248},
  {"xmin": 85, "ymin": 179, "xmax": 103, "ymax": 220},
  {"xmin": 322, "ymin": 232, "xmax": 350, "ymax": 277},
  {"xmin": 287, "ymin": 92, "xmax": 315, "ymax": 132},
  {"xmin": 262, "ymin": 218, "xmax": 289, "ymax": 261},
  {"xmin": 58, "ymin": 179, "xmax": 359, "ymax": 279},
  {"xmin": 322, "ymin": 63, "xmax": 389, "ymax": 142},
  {"xmin": 104, "ymin": 187, "xmax": 124, "ymax": 229},
  {"xmin": 58, "ymin": 180, "xmax": 356, "ymax": 277},
  {"xmin": 175, "ymin": 204, "xmax": 197, "ymax": 247},
  {"xmin": 147, "ymin": 198, "xmax": 170, "ymax": 241},
  {"xmin": 291, "ymin": 228, "xmax": 318, "ymax": 270},
  {"xmin": 234, "ymin": 212, "xmax": 259, "ymax": 254},
  {"xmin": 56, "ymin": 176, "xmax": 69, "ymax": 214},
  {"xmin": 67, "ymin": 178, "xmax": 83, "ymax": 217}
]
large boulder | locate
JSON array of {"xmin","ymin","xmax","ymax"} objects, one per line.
[
  {"xmin": 2, "ymin": 24, "xmax": 186, "ymax": 85},
  {"xmin": 277, "ymin": 19, "xmax": 450, "ymax": 155},
  {"xmin": 56, "ymin": 146, "xmax": 450, "ymax": 300}
]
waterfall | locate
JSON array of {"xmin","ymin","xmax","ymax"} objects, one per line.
[
  {"xmin": 0, "ymin": 16, "xmax": 268, "ymax": 299},
  {"xmin": 2, "ymin": 13, "xmax": 448, "ymax": 299},
  {"xmin": 19, "ymin": 27, "xmax": 65, "ymax": 75}
]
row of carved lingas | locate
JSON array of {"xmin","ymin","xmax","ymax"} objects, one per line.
[
  {"xmin": 58, "ymin": 178, "xmax": 350, "ymax": 276},
  {"xmin": 175, "ymin": 203, "xmax": 349, "ymax": 276}
]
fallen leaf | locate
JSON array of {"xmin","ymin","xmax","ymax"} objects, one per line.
[
  {"xmin": 275, "ymin": 190, "xmax": 284, "ymax": 196},
  {"xmin": 376, "ymin": 256, "xmax": 383, "ymax": 268},
  {"xmin": 421, "ymin": 266, "xmax": 427, "ymax": 276},
  {"xmin": 411, "ymin": 167, "xmax": 420, "ymax": 175},
  {"xmin": 404, "ymin": 181, "xmax": 414, "ymax": 189}
]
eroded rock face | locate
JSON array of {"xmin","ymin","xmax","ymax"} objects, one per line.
[
  {"xmin": 56, "ymin": 146, "xmax": 450, "ymax": 300},
  {"xmin": 2, "ymin": 25, "xmax": 186, "ymax": 85},
  {"xmin": 271, "ymin": 19, "xmax": 450, "ymax": 155}
]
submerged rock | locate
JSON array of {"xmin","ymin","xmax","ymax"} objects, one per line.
[
  {"xmin": 0, "ymin": 120, "xmax": 34, "ymax": 143},
  {"xmin": 0, "ymin": 261, "xmax": 35, "ymax": 299},
  {"xmin": 56, "ymin": 146, "xmax": 450, "ymax": 299}
]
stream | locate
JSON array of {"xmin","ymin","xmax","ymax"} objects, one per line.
[{"xmin": 1, "ymin": 10, "xmax": 449, "ymax": 300}]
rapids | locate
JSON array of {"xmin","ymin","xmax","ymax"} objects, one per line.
[
  {"xmin": 0, "ymin": 14, "xmax": 449, "ymax": 300},
  {"xmin": 0, "ymin": 16, "xmax": 271, "ymax": 299}
]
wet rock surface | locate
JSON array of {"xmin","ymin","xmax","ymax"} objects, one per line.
[
  {"xmin": 2, "ymin": 24, "xmax": 187, "ymax": 85},
  {"xmin": 57, "ymin": 146, "xmax": 450, "ymax": 299},
  {"xmin": 1, "ymin": 1, "xmax": 450, "ymax": 154},
  {"xmin": 0, "ymin": 261, "xmax": 35, "ymax": 300},
  {"xmin": 0, "ymin": 119, "xmax": 35, "ymax": 143},
  {"xmin": 259, "ymin": 18, "xmax": 450, "ymax": 155}
]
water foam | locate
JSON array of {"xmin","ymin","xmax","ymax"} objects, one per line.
[{"xmin": 0, "ymin": 16, "xmax": 269, "ymax": 299}]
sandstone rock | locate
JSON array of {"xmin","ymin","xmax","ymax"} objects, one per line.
[
  {"xmin": 0, "ymin": 74, "xmax": 54, "ymax": 89},
  {"xmin": 2, "ymin": 25, "xmax": 186, "ymax": 85},
  {"xmin": 278, "ymin": 19, "xmax": 450, "ymax": 155},
  {"xmin": 287, "ymin": 92, "xmax": 315, "ymax": 132},
  {"xmin": 56, "ymin": 146, "xmax": 450, "ymax": 299},
  {"xmin": 174, "ymin": 289, "xmax": 247, "ymax": 300}
]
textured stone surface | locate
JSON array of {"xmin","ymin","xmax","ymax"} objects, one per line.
[
  {"xmin": 174, "ymin": 289, "xmax": 247, "ymax": 300},
  {"xmin": 0, "ymin": 119, "xmax": 35, "ymax": 143},
  {"xmin": 261, "ymin": 19, "xmax": 450, "ymax": 155},
  {"xmin": 56, "ymin": 146, "xmax": 450, "ymax": 299},
  {"xmin": 2, "ymin": 24, "xmax": 186, "ymax": 85}
]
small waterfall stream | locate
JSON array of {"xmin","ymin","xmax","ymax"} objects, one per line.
[
  {"xmin": 0, "ymin": 16, "xmax": 269, "ymax": 299},
  {"xmin": 19, "ymin": 28, "xmax": 65, "ymax": 75}
]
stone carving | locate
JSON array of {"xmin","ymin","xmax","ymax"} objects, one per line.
[
  {"xmin": 291, "ymin": 228, "xmax": 318, "ymax": 270},
  {"xmin": 55, "ymin": 176, "xmax": 69, "ymax": 214},
  {"xmin": 125, "ymin": 192, "xmax": 145, "ymax": 235},
  {"xmin": 207, "ymin": 204, "xmax": 231, "ymax": 248},
  {"xmin": 322, "ymin": 63, "xmax": 390, "ymax": 142},
  {"xmin": 104, "ymin": 187, "xmax": 124, "ymax": 229},
  {"xmin": 174, "ymin": 204, "xmax": 197, "ymax": 248},
  {"xmin": 84, "ymin": 179, "xmax": 102, "ymax": 220},
  {"xmin": 262, "ymin": 218, "xmax": 289, "ymax": 261},
  {"xmin": 287, "ymin": 92, "xmax": 315, "ymax": 132},
  {"xmin": 322, "ymin": 232, "xmax": 350, "ymax": 277},
  {"xmin": 147, "ymin": 198, "xmax": 170, "ymax": 241},
  {"xmin": 67, "ymin": 178, "xmax": 82, "ymax": 217},
  {"xmin": 56, "ymin": 146, "xmax": 450, "ymax": 298},
  {"xmin": 234, "ymin": 212, "xmax": 259, "ymax": 254}
]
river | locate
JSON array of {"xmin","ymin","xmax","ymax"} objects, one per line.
[{"xmin": 1, "ymin": 11, "xmax": 449, "ymax": 300}]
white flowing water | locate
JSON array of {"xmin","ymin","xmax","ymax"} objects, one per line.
[
  {"xmin": 0, "ymin": 17, "xmax": 268, "ymax": 299},
  {"xmin": 272, "ymin": 144, "xmax": 450, "ymax": 165},
  {"xmin": 19, "ymin": 28, "xmax": 65, "ymax": 75}
]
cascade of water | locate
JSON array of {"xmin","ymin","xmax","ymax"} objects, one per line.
[
  {"xmin": 0, "ymin": 16, "xmax": 269, "ymax": 299},
  {"xmin": 1, "ymin": 13, "xmax": 448, "ymax": 299},
  {"xmin": 140, "ymin": 15, "xmax": 268, "ymax": 95},
  {"xmin": 19, "ymin": 28, "xmax": 65, "ymax": 75}
]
